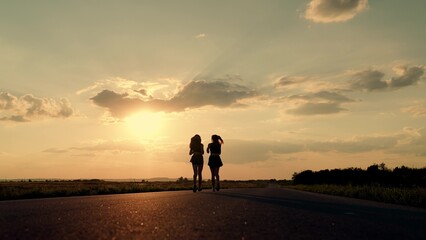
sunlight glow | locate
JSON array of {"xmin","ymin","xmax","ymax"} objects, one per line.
[{"xmin": 124, "ymin": 111, "xmax": 167, "ymax": 140}]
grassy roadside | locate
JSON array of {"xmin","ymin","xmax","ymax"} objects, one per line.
[
  {"xmin": 2, "ymin": 180, "xmax": 425, "ymax": 209},
  {"xmin": 289, "ymin": 184, "xmax": 426, "ymax": 209},
  {"xmin": 0, "ymin": 179, "xmax": 271, "ymax": 201}
]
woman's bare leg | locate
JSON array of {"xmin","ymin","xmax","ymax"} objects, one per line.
[
  {"xmin": 212, "ymin": 168, "xmax": 220, "ymax": 191},
  {"xmin": 192, "ymin": 164, "xmax": 198, "ymax": 192},
  {"xmin": 210, "ymin": 167, "xmax": 215, "ymax": 191},
  {"xmin": 210, "ymin": 167, "xmax": 219, "ymax": 191},
  {"xmin": 215, "ymin": 168, "xmax": 220, "ymax": 191},
  {"xmin": 197, "ymin": 164, "xmax": 203, "ymax": 191}
]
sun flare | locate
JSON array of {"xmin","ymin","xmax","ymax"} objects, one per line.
[{"xmin": 124, "ymin": 111, "xmax": 166, "ymax": 140}]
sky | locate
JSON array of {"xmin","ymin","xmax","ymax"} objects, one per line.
[{"xmin": 1, "ymin": 0, "xmax": 425, "ymax": 180}]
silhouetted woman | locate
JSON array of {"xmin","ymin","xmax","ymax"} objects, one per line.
[
  {"xmin": 207, "ymin": 134, "xmax": 223, "ymax": 192},
  {"xmin": 189, "ymin": 134, "xmax": 204, "ymax": 192}
]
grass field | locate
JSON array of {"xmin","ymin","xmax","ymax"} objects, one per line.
[
  {"xmin": 0, "ymin": 179, "xmax": 272, "ymax": 201},
  {"xmin": 289, "ymin": 184, "xmax": 426, "ymax": 209}
]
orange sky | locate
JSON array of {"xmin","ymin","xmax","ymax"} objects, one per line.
[{"xmin": 1, "ymin": 0, "xmax": 426, "ymax": 180}]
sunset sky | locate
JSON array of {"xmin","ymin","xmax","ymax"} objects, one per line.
[{"xmin": 1, "ymin": 0, "xmax": 425, "ymax": 180}]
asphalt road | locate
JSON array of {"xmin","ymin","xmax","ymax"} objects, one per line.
[{"xmin": 1, "ymin": 188, "xmax": 425, "ymax": 240}]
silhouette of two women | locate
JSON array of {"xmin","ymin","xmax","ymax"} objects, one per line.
[{"xmin": 189, "ymin": 134, "xmax": 224, "ymax": 192}]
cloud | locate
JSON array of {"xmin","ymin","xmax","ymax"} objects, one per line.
[
  {"xmin": 388, "ymin": 66, "xmax": 424, "ymax": 88},
  {"xmin": 225, "ymin": 139, "xmax": 305, "ymax": 163},
  {"xmin": 272, "ymin": 74, "xmax": 347, "ymax": 94},
  {"xmin": 90, "ymin": 90, "xmax": 145, "ymax": 118},
  {"xmin": 349, "ymin": 69, "xmax": 387, "ymax": 91},
  {"xmin": 401, "ymin": 103, "xmax": 426, "ymax": 117},
  {"xmin": 171, "ymin": 80, "xmax": 255, "ymax": 108},
  {"xmin": 348, "ymin": 66, "xmax": 424, "ymax": 91},
  {"xmin": 0, "ymin": 92, "xmax": 17, "ymax": 109},
  {"xmin": 304, "ymin": 0, "xmax": 368, "ymax": 23},
  {"xmin": 284, "ymin": 91, "xmax": 354, "ymax": 115},
  {"xmin": 195, "ymin": 33, "xmax": 207, "ymax": 39},
  {"xmin": 0, "ymin": 115, "xmax": 29, "ymax": 122},
  {"xmin": 77, "ymin": 77, "xmax": 178, "ymax": 101},
  {"xmin": 44, "ymin": 148, "xmax": 69, "ymax": 153},
  {"xmin": 287, "ymin": 102, "xmax": 347, "ymax": 115},
  {"xmin": 77, "ymin": 77, "xmax": 141, "ymax": 95},
  {"xmin": 44, "ymin": 139, "xmax": 146, "ymax": 155},
  {"xmin": 390, "ymin": 128, "xmax": 426, "ymax": 156},
  {"xmin": 274, "ymin": 76, "xmax": 309, "ymax": 89},
  {"xmin": 71, "ymin": 139, "xmax": 145, "ymax": 153},
  {"xmin": 193, "ymin": 74, "xmax": 245, "ymax": 84},
  {"xmin": 287, "ymin": 91, "xmax": 354, "ymax": 103},
  {"xmin": 134, "ymin": 89, "xmax": 148, "ymax": 96},
  {"xmin": 90, "ymin": 80, "xmax": 256, "ymax": 118},
  {"xmin": 273, "ymin": 65, "xmax": 424, "ymax": 116},
  {"xmin": 307, "ymin": 135, "xmax": 399, "ymax": 153},
  {"xmin": 0, "ymin": 92, "xmax": 75, "ymax": 122},
  {"xmin": 217, "ymin": 128, "xmax": 426, "ymax": 164},
  {"xmin": 304, "ymin": 127, "xmax": 426, "ymax": 156}
]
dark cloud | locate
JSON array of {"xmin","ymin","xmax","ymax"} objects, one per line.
[
  {"xmin": 44, "ymin": 148, "xmax": 69, "ymax": 153},
  {"xmin": 304, "ymin": 0, "xmax": 368, "ymax": 23},
  {"xmin": 0, "ymin": 115, "xmax": 28, "ymax": 122},
  {"xmin": 90, "ymin": 80, "xmax": 256, "ymax": 118},
  {"xmin": 389, "ymin": 66, "xmax": 424, "ymax": 88},
  {"xmin": 274, "ymin": 76, "xmax": 308, "ymax": 88},
  {"xmin": 348, "ymin": 66, "xmax": 424, "ymax": 91},
  {"xmin": 90, "ymin": 90, "xmax": 147, "ymax": 118},
  {"xmin": 171, "ymin": 80, "xmax": 255, "ymax": 109},
  {"xmin": 0, "ymin": 92, "xmax": 75, "ymax": 122},
  {"xmin": 193, "ymin": 74, "xmax": 244, "ymax": 84},
  {"xmin": 285, "ymin": 91, "xmax": 353, "ymax": 115},
  {"xmin": 134, "ymin": 89, "xmax": 148, "ymax": 96},
  {"xmin": 287, "ymin": 102, "xmax": 347, "ymax": 115},
  {"xmin": 349, "ymin": 70, "xmax": 387, "ymax": 91},
  {"xmin": 288, "ymin": 91, "xmax": 354, "ymax": 103}
]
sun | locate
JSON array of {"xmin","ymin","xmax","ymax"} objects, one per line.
[{"xmin": 124, "ymin": 111, "xmax": 166, "ymax": 140}]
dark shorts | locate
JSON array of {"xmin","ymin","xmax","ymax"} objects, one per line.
[
  {"xmin": 190, "ymin": 154, "xmax": 204, "ymax": 165},
  {"xmin": 208, "ymin": 155, "xmax": 223, "ymax": 168}
]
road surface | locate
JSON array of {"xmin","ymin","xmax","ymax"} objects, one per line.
[{"xmin": 1, "ymin": 188, "xmax": 425, "ymax": 239}]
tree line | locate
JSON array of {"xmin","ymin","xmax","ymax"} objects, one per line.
[{"xmin": 292, "ymin": 164, "xmax": 426, "ymax": 187}]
